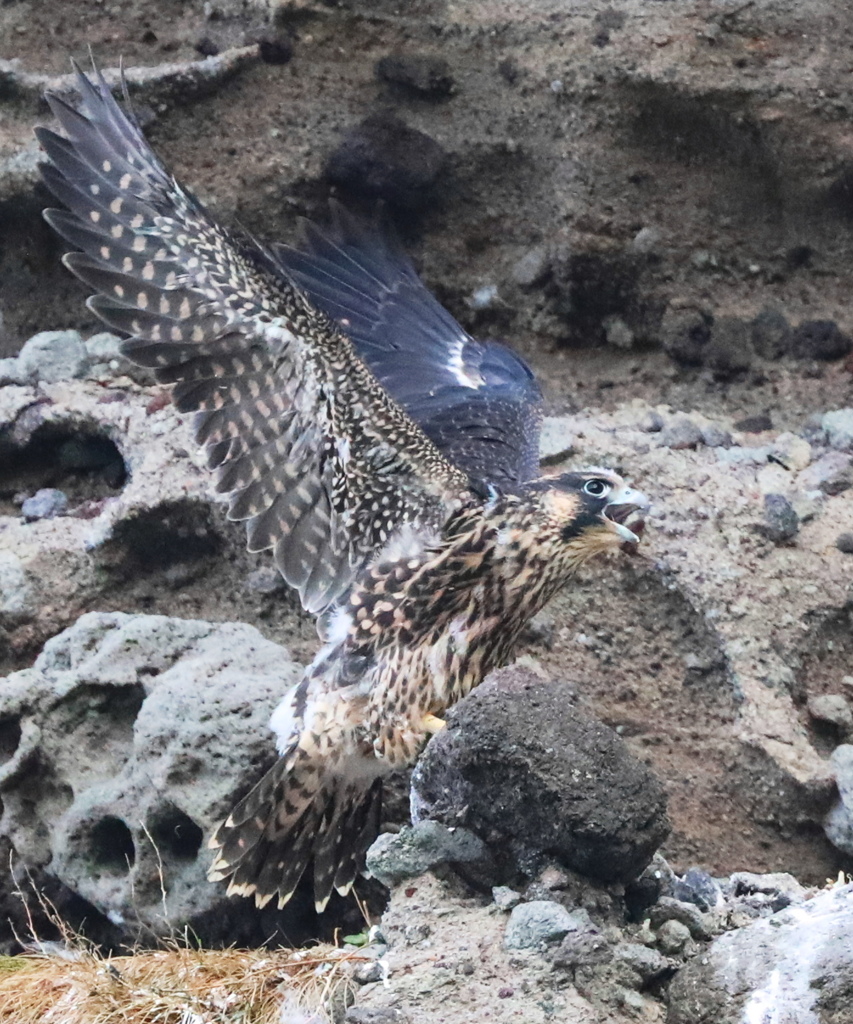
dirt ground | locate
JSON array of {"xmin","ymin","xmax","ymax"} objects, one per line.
[{"xmin": 2, "ymin": 0, "xmax": 853, "ymax": 902}]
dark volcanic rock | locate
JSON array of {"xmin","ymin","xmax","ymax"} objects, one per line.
[
  {"xmin": 761, "ymin": 493, "xmax": 799, "ymax": 544},
  {"xmin": 410, "ymin": 667, "xmax": 670, "ymax": 884},
  {"xmin": 325, "ymin": 113, "xmax": 447, "ymax": 210},
  {"xmin": 792, "ymin": 320, "xmax": 852, "ymax": 361},
  {"xmin": 704, "ymin": 316, "xmax": 753, "ymax": 376},
  {"xmin": 659, "ymin": 306, "xmax": 711, "ymax": 365},
  {"xmin": 376, "ymin": 54, "xmax": 455, "ymax": 97},
  {"xmin": 751, "ymin": 307, "xmax": 792, "ymax": 360}
]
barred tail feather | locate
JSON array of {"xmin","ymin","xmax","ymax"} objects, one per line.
[{"xmin": 208, "ymin": 750, "xmax": 383, "ymax": 913}]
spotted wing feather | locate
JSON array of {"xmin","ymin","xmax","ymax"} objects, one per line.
[{"xmin": 38, "ymin": 65, "xmax": 469, "ymax": 612}]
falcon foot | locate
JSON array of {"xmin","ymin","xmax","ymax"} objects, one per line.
[{"xmin": 422, "ymin": 714, "xmax": 446, "ymax": 734}]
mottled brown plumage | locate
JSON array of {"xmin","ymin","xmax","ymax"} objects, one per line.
[{"xmin": 38, "ymin": 64, "xmax": 649, "ymax": 914}]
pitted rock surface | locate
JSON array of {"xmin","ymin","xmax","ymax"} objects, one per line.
[
  {"xmin": 0, "ymin": 611, "xmax": 302, "ymax": 946},
  {"xmin": 411, "ymin": 666, "xmax": 670, "ymax": 883}
]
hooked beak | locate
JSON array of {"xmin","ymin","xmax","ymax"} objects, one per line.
[{"xmin": 603, "ymin": 485, "xmax": 650, "ymax": 546}]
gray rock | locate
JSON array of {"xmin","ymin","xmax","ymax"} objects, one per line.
[
  {"xmin": 659, "ymin": 416, "xmax": 703, "ymax": 450},
  {"xmin": 836, "ymin": 533, "xmax": 853, "ymax": 554},
  {"xmin": 699, "ymin": 423, "xmax": 733, "ymax": 448},
  {"xmin": 667, "ymin": 883, "xmax": 853, "ymax": 1024},
  {"xmin": 492, "ymin": 885, "xmax": 523, "ymax": 911},
  {"xmin": 797, "ymin": 451, "xmax": 853, "ymax": 495},
  {"xmin": 244, "ymin": 566, "xmax": 287, "ymax": 595},
  {"xmin": 511, "ymin": 246, "xmax": 551, "ymax": 288},
  {"xmin": 824, "ymin": 745, "xmax": 853, "ymax": 857},
  {"xmin": 629, "ymin": 226, "xmax": 661, "ymax": 254},
  {"xmin": 729, "ymin": 871, "xmax": 808, "ymax": 903},
  {"xmin": 671, "ymin": 867, "xmax": 723, "ymax": 911},
  {"xmin": 376, "ymin": 54, "xmax": 454, "ymax": 97},
  {"xmin": 17, "ymin": 330, "xmax": 90, "ymax": 383},
  {"xmin": 552, "ymin": 931, "xmax": 612, "ymax": 970},
  {"xmin": 647, "ymin": 897, "xmax": 711, "ymax": 940},
  {"xmin": 751, "ymin": 307, "xmax": 792, "ymax": 360},
  {"xmin": 734, "ymin": 411, "xmax": 773, "ymax": 433},
  {"xmin": 0, "ymin": 550, "xmax": 36, "ymax": 620},
  {"xmin": 808, "ymin": 694, "xmax": 853, "ymax": 733},
  {"xmin": 504, "ymin": 900, "xmax": 588, "ymax": 950},
  {"xmin": 659, "ymin": 306, "xmax": 711, "ymax": 365},
  {"xmin": 0, "ymin": 611, "xmax": 304, "ymax": 947},
  {"xmin": 639, "ymin": 410, "xmax": 664, "ymax": 433},
  {"xmin": 0, "ymin": 357, "xmax": 25, "ymax": 385},
  {"xmin": 792, "ymin": 320, "xmax": 852, "ymax": 361},
  {"xmin": 411, "ymin": 667, "xmax": 670, "ymax": 884},
  {"xmin": 656, "ymin": 919, "xmax": 690, "ymax": 954},
  {"xmin": 613, "ymin": 943, "xmax": 669, "ymax": 983},
  {"xmin": 762, "ymin": 493, "xmax": 799, "ymax": 544},
  {"xmin": 822, "ymin": 409, "xmax": 853, "ymax": 451},
  {"xmin": 21, "ymin": 488, "xmax": 69, "ymax": 522},
  {"xmin": 602, "ymin": 315, "xmax": 634, "ymax": 349},
  {"xmin": 365, "ymin": 820, "xmax": 489, "ymax": 887}
]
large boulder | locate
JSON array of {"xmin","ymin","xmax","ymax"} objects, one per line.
[
  {"xmin": 667, "ymin": 882, "xmax": 853, "ymax": 1024},
  {"xmin": 0, "ymin": 611, "xmax": 308, "ymax": 948},
  {"xmin": 410, "ymin": 666, "xmax": 670, "ymax": 884}
]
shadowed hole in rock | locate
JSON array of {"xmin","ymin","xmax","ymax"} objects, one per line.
[
  {"xmin": 0, "ymin": 716, "xmax": 22, "ymax": 763},
  {"xmin": 97, "ymin": 499, "xmax": 222, "ymax": 576},
  {"xmin": 87, "ymin": 816, "xmax": 136, "ymax": 874},
  {"xmin": 46, "ymin": 683, "xmax": 146, "ymax": 775},
  {"xmin": 0, "ymin": 422, "xmax": 127, "ymax": 517},
  {"xmin": 147, "ymin": 806, "xmax": 203, "ymax": 862}
]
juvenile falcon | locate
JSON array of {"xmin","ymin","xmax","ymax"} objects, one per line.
[{"xmin": 37, "ymin": 65, "xmax": 649, "ymax": 913}]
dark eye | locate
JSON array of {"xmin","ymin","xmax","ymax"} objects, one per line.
[{"xmin": 583, "ymin": 479, "xmax": 611, "ymax": 497}]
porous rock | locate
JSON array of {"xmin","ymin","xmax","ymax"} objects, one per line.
[
  {"xmin": 0, "ymin": 611, "xmax": 303, "ymax": 945},
  {"xmin": 410, "ymin": 666, "xmax": 670, "ymax": 884},
  {"xmin": 667, "ymin": 883, "xmax": 853, "ymax": 1024}
]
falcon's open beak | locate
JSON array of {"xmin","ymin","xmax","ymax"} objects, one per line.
[{"xmin": 603, "ymin": 485, "xmax": 650, "ymax": 547}]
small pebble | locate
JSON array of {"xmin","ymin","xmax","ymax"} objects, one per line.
[
  {"xmin": 762, "ymin": 494, "xmax": 799, "ymax": 544},
  {"xmin": 837, "ymin": 533, "xmax": 853, "ymax": 554},
  {"xmin": 792, "ymin": 320, "xmax": 852, "ymax": 361},
  {"xmin": 807, "ymin": 694, "xmax": 853, "ymax": 733},
  {"xmin": 21, "ymin": 488, "xmax": 69, "ymax": 521},
  {"xmin": 245, "ymin": 567, "xmax": 286, "ymax": 595},
  {"xmin": 656, "ymin": 919, "xmax": 691, "ymax": 954},
  {"xmin": 492, "ymin": 886, "xmax": 522, "ymax": 911},
  {"xmin": 659, "ymin": 416, "xmax": 703, "ymax": 450}
]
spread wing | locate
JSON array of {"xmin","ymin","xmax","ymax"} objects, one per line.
[
  {"xmin": 274, "ymin": 206, "xmax": 543, "ymax": 490},
  {"xmin": 37, "ymin": 66, "xmax": 469, "ymax": 613}
]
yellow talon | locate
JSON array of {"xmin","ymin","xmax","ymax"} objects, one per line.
[{"xmin": 423, "ymin": 713, "xmax": 446, "ymax": 734}]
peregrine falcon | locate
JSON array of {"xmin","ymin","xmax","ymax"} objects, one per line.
[{"xmin": 37, "ymin": 66, "xmax": 649, "ymax": 912}]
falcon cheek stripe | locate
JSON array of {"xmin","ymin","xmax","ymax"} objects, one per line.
[{"xmin": 39, "ymin": 63, "xmax": 649, "ymax": 913}]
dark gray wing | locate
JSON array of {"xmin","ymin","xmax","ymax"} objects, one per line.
[
  {"xmin": 37, "ymin": 66, "xmax": 469, "ymax": 614},
  {"xmin": 273, "ymin": 205, "xmax": 543, "ymax": 490}
]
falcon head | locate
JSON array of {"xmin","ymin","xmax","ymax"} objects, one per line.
[{"xmin": 536, "ymin": 467, "xmax": 649, "ymax": 562}]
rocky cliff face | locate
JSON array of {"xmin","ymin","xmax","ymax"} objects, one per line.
[{"xmin": 1, "ymin": 2, "xmax": 853, "ymax": 1021}]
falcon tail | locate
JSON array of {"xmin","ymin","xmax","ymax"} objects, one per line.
[{"xmin": 207, "ymin": 747, "xmax": 383, "ymax": 913}]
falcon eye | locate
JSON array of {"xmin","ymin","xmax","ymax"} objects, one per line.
[{"xmin": 583, "ymin": 478, "xmax": 611, "ymax": 498}]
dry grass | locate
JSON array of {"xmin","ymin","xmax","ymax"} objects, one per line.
[{"xmin": 0, "ymin": 943, "xmax": 365, "ymax": 1024}]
